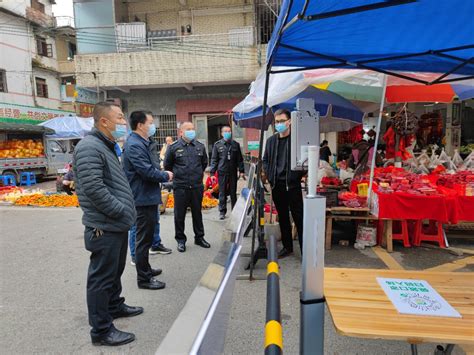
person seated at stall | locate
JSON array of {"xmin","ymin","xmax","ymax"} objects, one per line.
[
  {"xmin": 62, "ymin": 162, "xmax": 75, "ymax": 195},
  {"xmin": 204, "ymin": 167, "xmax": 219, "ymax": 199}
]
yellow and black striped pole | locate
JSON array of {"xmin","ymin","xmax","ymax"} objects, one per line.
[{"xmin": 265, "ymin": 234, "xmax": 283, "ymax": 354}]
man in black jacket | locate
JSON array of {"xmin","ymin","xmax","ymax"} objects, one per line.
[
  {"xmin": 122, "ymin": 111, "xmax": 173, "ymax": 290},
  {"xmin": 262, "ymin": 108, "xmax": 305, "ymax": 258},
  {"xmin": 164, "ymin": 121, "xmax": 210, "ymax": 253},
  {"xmin": 210, "ymin": 125, "xmax": 245, "ymax": 220},
  {"xmin": 74, "ymin": 102, "xmax": 140, "ymax": 346}
]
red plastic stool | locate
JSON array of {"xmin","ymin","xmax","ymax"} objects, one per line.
[
  {"xmin": 414, "ymin": 220, "xmax": 446, "ymax": 248},
  {"xmin": 377, "ymin": 220, "xmax": 411, "ymax": 247}
]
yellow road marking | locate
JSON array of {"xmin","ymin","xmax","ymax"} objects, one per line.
[
  {"xmin": 372, "ymin": 246, "xmax": 404, "ymax": 270},
  {"xmin": 264, "ymin": 320, "xmax": 283, "ymax": 349},
  {"xmin": 452, "ymin": 247, "xmax": 474, "ymax": 255},
  {"xmin": 425, "ymin": 256, "xmax": 474, "ymax": 272}
]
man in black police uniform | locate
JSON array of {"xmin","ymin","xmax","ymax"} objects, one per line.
[
  {"xmin": 164, "ymin": 121, "xmax": 211, "ymax": 252},
  {"xmin": 210, "ymin": 125, "xmax": 245, "ymax": 220}
]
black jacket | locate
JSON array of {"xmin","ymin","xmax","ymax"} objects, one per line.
[
  {"xmin": 122, "ymin": 132, "xmax": 170, "ymax": 207},
  {"xmin": 164, "ymin": 138, "xmax": 208, "ymax": 189},
  {"xmin": 262, "ymin": 133, "xmax": 305, "ymax": 190},
  {"xmin": 73, "ymin": 128, "xmax": 136, "ymax": 232},
  {"xmin": 210, "ymin": 139, "xmax": 244, "ymax": 175}
]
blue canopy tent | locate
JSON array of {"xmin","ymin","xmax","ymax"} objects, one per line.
[
  {"xmin": 245, "ymin": 0, "xmax": 474, "ymax": 304},
  {"xmin": 233, "ymin": 86, "xmax": 364, "ymax": 132},
  {"xmin": 254, "ymin": 0, "xmax": 474, "ymax": 155},
  {"xmin": 255, "ymin": 2, "xmax": 474, "ymax": 353},
  {"xmin": 39, "ymin": 115, "xmax": 94, "ymax": 138}
]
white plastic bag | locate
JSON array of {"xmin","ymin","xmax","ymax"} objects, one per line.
[
  {"xmin": 452, "ymin": 149, "xmax": 464, "ymax": 168},
  {"xmin": 355, "ymin": 224, "xmax": 377, "ymax": 249}
]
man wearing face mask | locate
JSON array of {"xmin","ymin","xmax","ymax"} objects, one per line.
[
  {"xmin": 74, "ymin": 102, "xmax": 139, "ymax": 346},
  {"xmin": 262, "ymin": 108, "xmax": 305, "ymax": 258},
  {"xmin": 122, "ymin": 111, "xmax": 173, "ymax": 290},
  {"xmin": 210, "ymin": 125, "xmax": 245, "ymax": 220},
  {"xmin": 164, "ymin": 121, "xmax": 210, "ymax": 252}
]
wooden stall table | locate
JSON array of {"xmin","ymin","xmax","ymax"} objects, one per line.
[
  {"xmin": 325, "ymin": 207, "xmax": 378, "ymax": 250},
  {"xmin": 325, "ymin": 268, "xmax": 474, "ymax": 354}
]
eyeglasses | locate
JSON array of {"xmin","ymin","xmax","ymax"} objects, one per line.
[{"xmin": 275, "ymin": 119, "xmax": 288, "ymax": 123}]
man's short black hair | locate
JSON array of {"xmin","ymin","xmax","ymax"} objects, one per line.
[
  {"xmin": 273, "ymin": 108, "xmax": 291, "ymax": 120},
  {"xmin": 93, "ymin": 101, "xmax": 118, "ymax": 124},
  {"xmin": 221, "ymin": 125, "xmax": 231, "ymax": 132},
  {"xmin": 129, "ymin": 110, "xmax": 151, "ymax": 130},
  {"xmin": 322, "ymin": 140, "xmax": 328, "ymax": 145}
]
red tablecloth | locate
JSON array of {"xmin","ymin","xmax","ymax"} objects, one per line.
[
  {"xmin": 375, "ymin": 191, "xmax": 450, "ymax": 222},
  {"xmin": 375, "ymin": 190, "xmax": 474, "ymax": 223},
  {"xmin": 457, "ymin": 196, "xmax": 474, "ymax": 222}
]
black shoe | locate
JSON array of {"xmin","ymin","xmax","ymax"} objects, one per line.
[
  {"xmin": 111, "ymin": 305, "xmax": 144, "ymax": 319},
  {"xmin": 195, "ymin": 238, "xmax": 211, "ymax": 248},
  {"xmin": 150, "ymin": 244, "xmax": 172, "ymax": 255},
  {"xmin": 138, "ymin": 278, "xmax": 166, "ymax": 290},
  {"xmin": 91, "ymin": 327, "xmax": 135, "ymax": 346},
  {"xmin": 219, "ymin": 213, "xmax": 225, "ymax": 220},
  {"xmin": 151, "ymin": 268, "xmax": 162, "ymax": 277},
  {"xmin": 177, "ymin": 242, "xmax": 186, "ymax": 253},
  {"xmin": 278, "ymin": 247, "xmax": 293, "ymax": 259}
]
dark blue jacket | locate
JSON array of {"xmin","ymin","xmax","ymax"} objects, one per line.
[{"xmin": 122, "ymin": 132, "xmax": 169, "ymax": 207}]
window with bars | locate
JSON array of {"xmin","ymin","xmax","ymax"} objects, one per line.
[
  {"xmin": 0, "ymin": 70, "xmax": 7, "ymax": 93},
  {"xmin": 255, "ymin": 0, "xmax": 282, "ymax": 44},
  {"xmin": 153, "ymin": 114, "xmax": 178, "ymax": 145},
  {"xmin": 36, "ymin": 37, "xmax": 53, "ymax": 57},
  {"xmin": 35, "ymin": 77, "xmax": 48, "ymax": 98}
]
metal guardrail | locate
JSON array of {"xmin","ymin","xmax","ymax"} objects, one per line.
[
  {"xmin": 156, "ymin": 166, "xmax": 255, "ymax": 355},
  {"xmin": 265, "ymin": 234, "xmax": 283, "ymax": 355}
]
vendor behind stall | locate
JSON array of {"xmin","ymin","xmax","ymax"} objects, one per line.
[
  {"xmin": 348, "ymin": 129, "xmax": 383, "ymax": 176},
  {"xmin": 320, "ymin": 140, "xmax": 332, "ymax": 163},
  {"xmin": 62, "ymin": 161, "xmax": 75, "ymax": 195}
]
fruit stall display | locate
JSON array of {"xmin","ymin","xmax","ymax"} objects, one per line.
[
  {"xmin": 166, "ymin": 192, "xmax": 218, "ymax": 209},
  {"xmin": 0, "ymin": 188, "xmax": 79, "ymax": 207},
  {"xmin": 14, "ymin": 193, "xmax": 79, "ymax": 207},
  {"xmin": 0, "ymin": 139, "xmax": 45, "ymax": 159}
]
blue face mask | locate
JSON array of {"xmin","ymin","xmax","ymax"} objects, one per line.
[
  {"xmin": 275, "ymin": 122, "xmax": 288, "ymax": 133},
  {"xmin": 148, "ymin": 123, "xmax": 156, "ymax": 138},
  {"xmin": 111, "ymin": 124, "xmax": 127, "ymax": 140},
  {"xmin": 184, "ymin": 130, "xmax": 196, "ymax": 141},
  {"xmin": 223, "ymin": 132, "xmax": 232, "ymax": 141}
]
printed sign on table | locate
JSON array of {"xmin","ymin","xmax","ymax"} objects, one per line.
[{"xmin": 377, "ymin": 277, "xmax": 461, "ymax": 318}]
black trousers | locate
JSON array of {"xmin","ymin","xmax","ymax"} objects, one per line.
[
  {"xmin": 135, "ymin": 205, "xmax": 158, "ymax": 284},
  {"xmin": 271, "ymin": 183, "xmax": 304, "ymax": 252},
  {"xmin": 84, "ymin": 227, "xmax": 128, "ymax": 337},
  {"xmin": 174, "ymin": 186, "xmax": 205, "ymax": 243},
  {"xmin": 218, "ymin": 171, "xmax": 238, "ymax": 214}
]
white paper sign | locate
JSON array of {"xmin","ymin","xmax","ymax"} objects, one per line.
[{"xmin": 377, "ymin": 277, "xmax": 461, "ymax": 318}]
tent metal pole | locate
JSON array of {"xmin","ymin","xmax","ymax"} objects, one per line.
[
  {"xmin": 367, "ymin": 74, "xmax": 388, "ymax": 210},
  {"xmin": 248, "ymin": 66, "xmax": 272, "ymax": 279}
]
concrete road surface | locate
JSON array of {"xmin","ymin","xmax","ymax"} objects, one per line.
[{"xmin": 1, "ymin": 200, "xmax": 471, "ymax": 354}]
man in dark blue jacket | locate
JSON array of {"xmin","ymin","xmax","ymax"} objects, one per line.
[{"xmin": 122, "ymin": 111, "xmax": 173, "ymax": 290}]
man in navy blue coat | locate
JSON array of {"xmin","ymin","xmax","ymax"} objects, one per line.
[{"xmin": 122, "ymin": 111, "xmax": 173, "ymax": 290}]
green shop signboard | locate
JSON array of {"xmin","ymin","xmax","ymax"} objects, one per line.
[
  {"xmin": 247, "ymin": 140, "xmax": 260, "ymax": 151},
  {"xmin": 0, "ymin": 102, "xmax": 75, "ymax": 125}
]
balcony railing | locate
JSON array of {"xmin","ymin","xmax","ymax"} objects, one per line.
[
  {"xmin": 113, "ymin": 26, "xmax": 255, "ymax": 53},
  {"xmin": 55, "ymin": 16, "xmax": 75, "ymax": 28}
]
